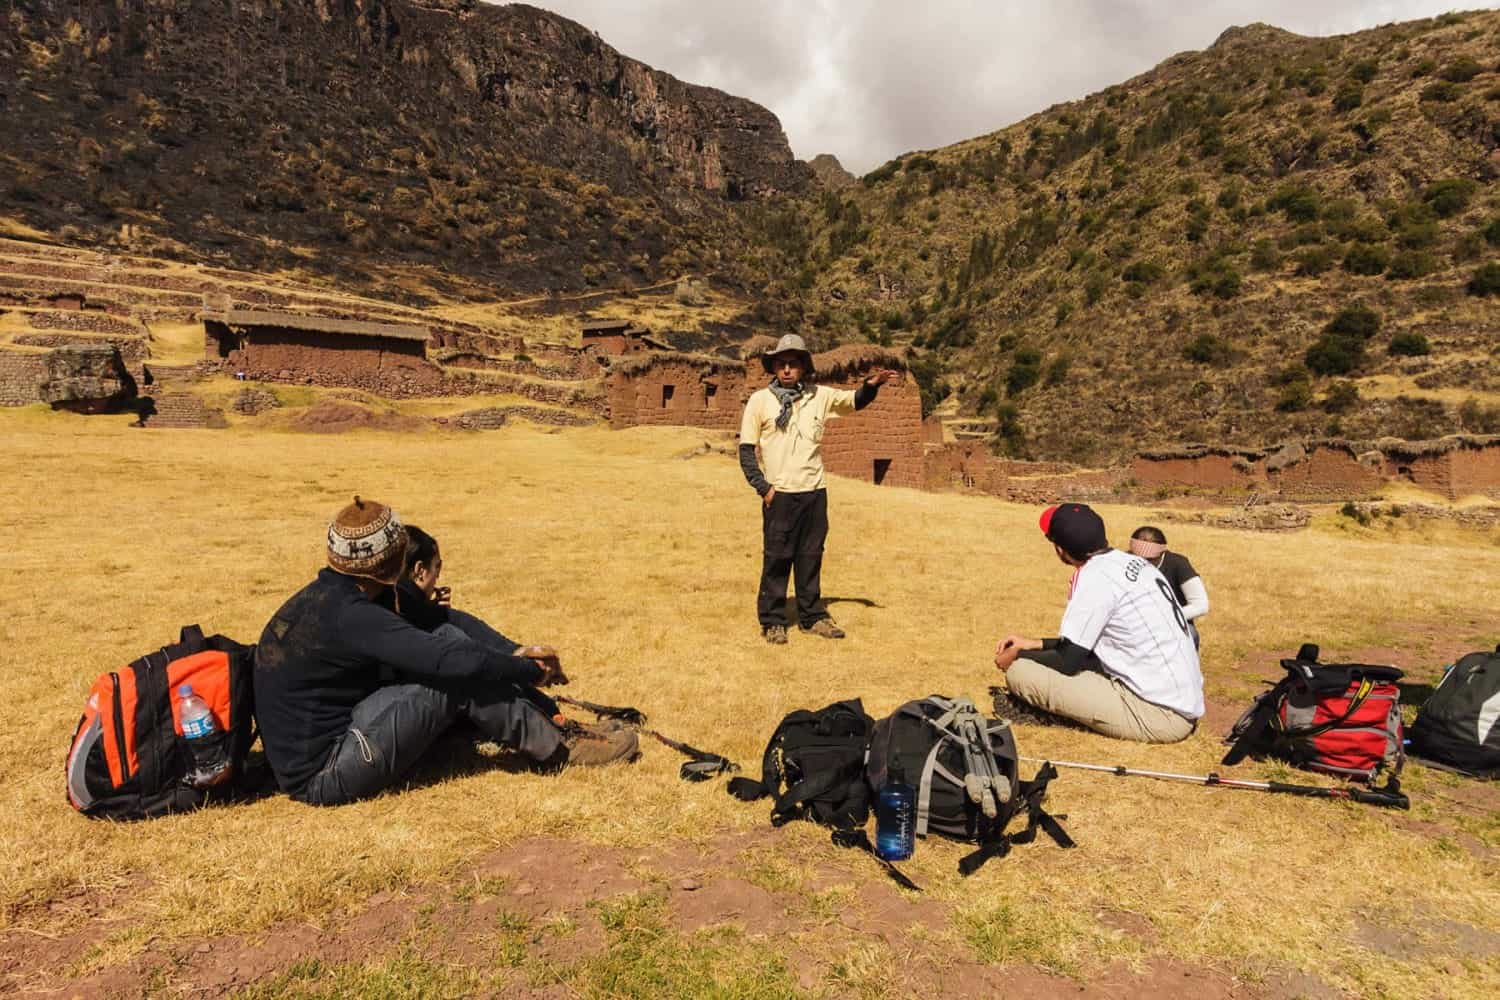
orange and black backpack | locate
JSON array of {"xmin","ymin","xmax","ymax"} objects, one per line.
[{"xmin": 66, "ymin": 625, "xmax": 256, "ymax": 820}]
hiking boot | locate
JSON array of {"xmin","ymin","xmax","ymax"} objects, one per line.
[
  {"xmin": 557, "ymin": 721, "xmax": 639, "ymax": 768},
  {"xmin": 763, "ymin": 624, "xmax": 788, "ymax": 645},
  {"xmin": 990, "ymin": 687, "xmax": 1083, "ymax": 730},
  {"xmin": 801, "ymin": 619, "xmax": 846, "ymax": 639}
]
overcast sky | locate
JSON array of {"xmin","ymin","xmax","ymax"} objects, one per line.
[{"xmin": 522, "ymin": 1, "xmax": 1495, "ymax": 174}]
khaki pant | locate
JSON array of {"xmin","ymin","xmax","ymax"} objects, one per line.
[{"xmin": 1006, "ymin": 657, "xmax": 1195, "ymax": 744}]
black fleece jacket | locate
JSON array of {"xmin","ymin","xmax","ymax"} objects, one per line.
[{"xmin": 254, "ymin": 569, "xmax": 543, "ymax": 797}]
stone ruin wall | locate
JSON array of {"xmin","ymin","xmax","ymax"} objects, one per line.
[
  {"xmin": 605, "ymin": 359, "xmax": 750, "ymax": 432},
  {"xmin": 1129, "ymin": 453, "xmax": 1262, "ymax": 493},
  {"xmin": 923, "ymin": 442, "xmax": 1124, "ymax": 502},
  {"xmin": 0, "ymin": 349, "xmax": 48, "ymax": 406},
  {"xmin": 1268, "ymin": 445, "xmax": 1386, "ymax": 499},
  {"xmin": 145, "ymin": 392, "xmax": 225, "ymax": 429},
  {"xmin": 1447, "ymin": 444, "xmax": 1500, "ymax": 500},
  {"xmin": 817, "ymin": 377, "xmax": 925, "ymax": 489},
  {"xmin": 13, "ymin": 332, "xmax": 149, "ymax": 361}
]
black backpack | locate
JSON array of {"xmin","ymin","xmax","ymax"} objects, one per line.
[
  {"xmin": 866, "ymin": 696, "xmax": 1073, "ymax": 875},
  {"xmin": 1408, "ymin": 645, "xmax": 1500, "ymax": 778},
  {"xmin": 727, "ymin": 699, "xmax": 874, "ymax": 829},
  {"xmin": 66, "ymin": 625, "xmax": 257, "ymax": 819}
]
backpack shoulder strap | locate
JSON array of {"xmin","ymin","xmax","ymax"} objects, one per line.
[{"xmin": 957, "ymin": 761, "xmax": 1074, "ymax": 876}]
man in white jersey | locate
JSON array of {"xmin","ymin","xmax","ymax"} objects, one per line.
[{"xmin": 992, "ymin": 503, "xmax": 1204, "ymax": 743}]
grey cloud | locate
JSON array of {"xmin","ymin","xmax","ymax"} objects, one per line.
[{"xmin": 518, "ymin": 1, "xmax": 1495, "ymax": 173}]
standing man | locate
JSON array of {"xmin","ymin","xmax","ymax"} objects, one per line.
[
  {"xmin": 991, "ymin": 503, "xmax": 1204, "ymax": 743},
  {"xmin": 738, "ymin": 334, "xmax": 899, "ymax": 644}
]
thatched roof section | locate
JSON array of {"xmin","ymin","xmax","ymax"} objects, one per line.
[
  {"xmin": 1135, "ymin": 435, "xmax": 1500, "ymax": 464},
  {"xmin": 1135, "ymin": 443, "xmax": 1266, "ymax": 461},
  {"xmin": 813, "ymin": 344, "xmax": 908, "ymax": 379},
  {"xmin": 203, "ymin": 308, "xmax": 428, "ymax": 342},
  {"xmin": 606, "ymin": 351, "xmax": 744, "ymax": 377},
  {"xmin": 1376, "ymin": 433, "xmax": 1500, "ymax": 459}
]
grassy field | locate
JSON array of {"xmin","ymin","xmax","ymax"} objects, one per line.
[{"xmin": 0, "ymin": 409, "xmax": 1497, "ymax": 998}]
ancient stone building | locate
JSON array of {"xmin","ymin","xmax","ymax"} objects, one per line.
[
  {"xmin": 580, "ymin": 319, "xmax": 671, "ymax": 357},
  {"xmin": 604, "ymin": 353, "xmax": 749, "ymax": 431},
  {"xmin": 201, "ymin": 308, "xmax": 440, "ymax": 396}
]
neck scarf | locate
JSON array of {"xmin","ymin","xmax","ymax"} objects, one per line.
[{"xmin": 769, "ymin": 379, "xmax": 810, "ymax": 430}]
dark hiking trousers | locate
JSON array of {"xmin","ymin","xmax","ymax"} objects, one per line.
[
  {"xmin": 300, "ymin": 631, "xmax": 564, "ymax": 806},
  {"xmin": 758, "ymin": 488, "xmax": 831, "ymax": 630}
]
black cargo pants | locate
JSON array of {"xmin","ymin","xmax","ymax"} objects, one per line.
[{"xmin": 757, "ymin": 488, "xmax": 831, "ymax": 630}]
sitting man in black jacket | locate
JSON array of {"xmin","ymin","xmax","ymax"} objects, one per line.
[{"xmin": 255, "ymin": 497, "xmax": 635, "ymax": 806}]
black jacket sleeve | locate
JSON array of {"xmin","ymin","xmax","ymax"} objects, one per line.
[
  {"xmin": 739, "ymin": 443, "xmax": 771, "ymax": 496},
  {"xmin": 445, "ymin": 608, "xmax": 521, "ymax": 657},
  {"xmin": 341, "ymin": 600, "xmax": 543, "ymax": 685},
  {"xmin": 854, "ymin": 381, "xmax": 879, "ymax": 410}
]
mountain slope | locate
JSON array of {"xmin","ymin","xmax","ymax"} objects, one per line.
[
  {"xmin": 0, "ymin": 0, "xmax": 809, "ymax": 303},
  {"xmin": 773, "ymin": 11, "xmax": 1500, "ymax": 461}
]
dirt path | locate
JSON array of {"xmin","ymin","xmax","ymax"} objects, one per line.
[{"xmin": 3, "ymin": 829, "xmax": 1359, "ymax": 999}]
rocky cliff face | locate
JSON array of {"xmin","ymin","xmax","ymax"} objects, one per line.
[{"xmin": 0, "ymin": 1, "xmax": 810, "ymax": 298}]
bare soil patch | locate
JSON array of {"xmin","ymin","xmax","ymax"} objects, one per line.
[{"xmin": 288, "ymin": 399, "xmax": 426, "ymax": 433}]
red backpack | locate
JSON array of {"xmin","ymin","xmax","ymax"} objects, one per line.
[
  {"xmin": 66, "ymin": 625, "xmax": 256, "ymax": 819},
  {"xmin": 1223, "ymin": 644, "xmax": 1404, "ymax": 783}
]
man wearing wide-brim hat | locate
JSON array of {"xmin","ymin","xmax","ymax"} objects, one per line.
[{"xmin": 738, "ymin": 334, "xmax": 900, "ymax": 644}]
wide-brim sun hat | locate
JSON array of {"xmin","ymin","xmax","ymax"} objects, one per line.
[{"xmin": 761, "ymin": 333, "xmax": 815, "ymax": 375}]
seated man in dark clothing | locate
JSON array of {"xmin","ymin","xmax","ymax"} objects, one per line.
[
  {"xmin": 395, "ymin": 524, "xmax": 564, "ymax": 722},
  {"xmin": 255, "ymin": 497, "xmax": 636, "ymax": 807}
]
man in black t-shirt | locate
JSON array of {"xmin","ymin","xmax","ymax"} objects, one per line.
[{"xmin": 1128, "ymin": 526, "xmax": 1209, "ymax": 648}]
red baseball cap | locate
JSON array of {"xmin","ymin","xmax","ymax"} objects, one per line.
[{"xmin": 1038, "ymin": 504, "xmax": 1059, "ymax": 538}]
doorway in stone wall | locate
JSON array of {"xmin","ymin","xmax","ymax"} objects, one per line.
[
  {"xmin": 873, "ymin": 458, "xmax": 892, "ymax": 485},
  {"xmin": 662, "ymin": 384, "xmax": 675, "ymax": 408}
]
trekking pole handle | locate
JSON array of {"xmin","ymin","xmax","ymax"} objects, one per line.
[{"xmin": 1345, "ymin": 785, "xmax": 1410, "ymax": 810}]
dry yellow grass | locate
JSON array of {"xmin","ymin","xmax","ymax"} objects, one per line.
[{"xmin": 0, "ymin": 411, "xmax": 1497, "ymax": 996}]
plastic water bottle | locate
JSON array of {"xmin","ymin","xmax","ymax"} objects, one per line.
[
  {"xmin": 874, "ymin": 760, "xmax": 916, "ymax": 862},
  {"xmin": 178, "ymin": 684, "xmax": 230, "ymax": 787}
]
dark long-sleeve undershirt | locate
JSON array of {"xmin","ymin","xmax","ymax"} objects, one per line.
[{"xmin": 1038, "ymin": 637, "xmax": 1098, "ymax": 675}]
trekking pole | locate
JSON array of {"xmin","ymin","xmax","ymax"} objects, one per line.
[
  {"xmin": 1018, "ymin": 757, "xmax": 1410, "ymax": 810},
  {"xmin": 557, "ymin": 695, "xmax": 740, "ymax": 780}
]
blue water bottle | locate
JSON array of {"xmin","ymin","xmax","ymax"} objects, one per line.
[{"xmin": 874, "ymin": 760, "xmax": 915, "ymax": 861}]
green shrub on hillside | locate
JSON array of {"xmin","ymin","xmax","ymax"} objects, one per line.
[
  {"xmin": 1420, "ymin": 81, "xmax": 1461, "ymax": 102},
  {"xmin": 1306, "ymin": 333, "xmax": 1365, "ymax": 375},
  {"xmin": 1044, "ymin": 355, "xmax": 1071, "ymax": 386},
  {"xmin": 1183, "ymin": 333, "xmax": 1233, "ymax": 366},
  {"xmin": 1411, "ymin": 57, "xmax": 1437, "ymax": 78},
  {"xmin": 1270, "ymin": 183, "xmax": 1321, "ymax": 222},
  {"xmin": 1388, "ymin": 331, "xmax": 1431, "ymax": 356},
  {"xmin": 1423, "ymin": 178, "xmax": 1477, "ymax": 218},
  {"xmin": 1348, "ymin": 59, "xmax": 1379, "ymax": 84},
  {"xmin": 1274, "ymin": 365, "xmax": 1314, "ymax": 410},
  {"xmin": 1385, "ymin": 250, "xmax": 1438, "ymax": 280},
  {"xmin": 1294, "ymin": 245, "xmax": 1338, "ymax": 275},
  {"xmin": 1332, "ymin": 81, "xmax": 1364, "ymax": 112},
  {"xmin": 1251, "ymin": 239, "xmax": 1283, "ymax": 271},
  {"xmin": 1328, "ymin": 302, "xmax": 1382, "ymax": 338},
  {"xmin": 1484, "ymin": 216, "xmax": 1500, "ymax": 247},
  {"xmin": 1084, "ymin": 270, "xmax": 1110, "ymax": 306},
  {"xmin": 1122, "ymin": 259, "xmax": 1165, "ymax": 283},
  {"xmin": 1321, "ymin": 380, "xmax": 1360, "ymax": 413},
  {"xmin": 1389, "ymin": 203, "xmax": 1440, "ymax": 248},
  {"xmin": 1439, "ymin": 56, "xmax": 1482, "ymax": 82},
  {"xmin": 1344, "ymin": 242, "xmax": 1391, "ymax": 275},
  {"xmin": 1186, "ymin": 256, "xmax": 1242, "ymax": 299},
  {"xmin": 1469, "ymin": 261, "xmax": 1500, "ymax": 296},
  {"xmin": 1006, "ymin": 348, "xmax": 1043, "ymax": 396},
  {"xmin": 1054, "ymin": 300, "xmax": 1073, "ymax": 327}
]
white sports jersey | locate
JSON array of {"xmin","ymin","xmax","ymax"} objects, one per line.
[{"xmin": 1059, "ymin": 549, "xmax": 1205, "ymax": 720}]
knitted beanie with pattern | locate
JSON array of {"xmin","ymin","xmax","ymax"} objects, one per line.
[{"xmin": 327, "ymin": 496, "xmax": 408, "ymax": 585}]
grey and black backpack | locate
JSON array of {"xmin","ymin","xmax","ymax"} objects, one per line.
[
  {"xmin": 1408, "ymin": 645, "xmax": 1500, "ymax": 778},
  {"xmin": 866, "ymin": 695, "xmax": 1073, "ymax": 874}
]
